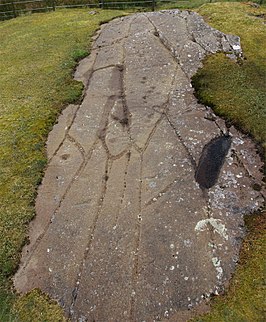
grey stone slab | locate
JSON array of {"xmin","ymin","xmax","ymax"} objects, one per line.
[
  {"xmin": 18, "ymin": 138, "xmax": 83, "ymax": 267},
  {"xmin": 73, "ymin": 151, "xmax": 141, "ymax": 321},
  {"xmin": 186, "ymin": 11, "xmax": 223, "ymax": 54},
  {"xmin": 74, "ymin": 51, "xmax": 97, "ymax": 84},
  {"xmin": 141, "ymin": 117, "xmax": 191, "ymax": 207},
  {"xmin": 146, "ymin": 10, "xmax": 190, "ymax": 59},
  {"xmin": 69, "ymin": 67, "xmax": 122, "ymax": 153},
  {"xmin": 14, "ymin": 10, "xmax": 264, "ymax": 322},
  {"xmin": 135, "ymin": 191, "xmax": 216, "ymax": 321},
  {"xmin": 179, "ymin": 40, "xmax": 206, "ymax": 78},
  {"xmin": 93, "ymin": 16, "xmax": 133, "ymax": 49},
  {"xmin": 105, "ymin": 99, "xmax": 131, "ymax": 156},
  {"xmin": 46, "ymin": 104, "xmax": 78, "ymax": 160},
  {"xmin": 14, "ymin": 143, "xmax": 107, "ymax": 308},
  {"xmin": 134, "ymin": 118, "xmax": 217, "ymax": 320},
  {"xmin": 129, "ymin": 13, "xmax": 154, "ymax": 34},
  {"xmin": 168, "ymin": 109, "xmax": 222, "ymax": 163},
  {"xmin": 124, "ymin": 16, "xmax": 177, "ymax": 149},
  {"xmin": 230, "ymin": 126, "xmax": 265, "ymax": 187},
  {"xmin": 93, "ymin": 43, "xmax": 124, "ymax": 70}
]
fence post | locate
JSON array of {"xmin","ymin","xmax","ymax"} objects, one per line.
[
  {"xmin": 52, "ymin": 0, "xmax": 55, "ymax": 11},
  {"xmin": 152, "ymin": 0, "xmax": 156, "ymax": 11},
  {"xmin": 11, "ymin": 0, "xmax": 17, "ymax": 18},
  {"xmin": 101, "ymin": 0, "xmax": 104, "ymax": 9}
]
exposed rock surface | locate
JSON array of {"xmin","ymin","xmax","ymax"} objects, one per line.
[{"xmin": 14, "ymin": 10, "xmax": 264, "ymax": 321}]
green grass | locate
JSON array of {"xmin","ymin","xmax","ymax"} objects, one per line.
[
  {"xmin": 13, "ymin": 289, "xmax": 68, "ymax": 322},
  {"xmin": 0, "ymin": 8, "xmax": 127, "ymax": 320},
  {"xmin": 157, "ymin": 0, "xmax": 263, "ymax": 11}
]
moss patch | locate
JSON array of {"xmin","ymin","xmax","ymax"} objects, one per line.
[
  {"xmin": 13, "ymin": 289, "xmax": 67, "ymax": 322},
  {"xmin": 0, "ymin": 8, "xmax": 127, "ymax": 319}
]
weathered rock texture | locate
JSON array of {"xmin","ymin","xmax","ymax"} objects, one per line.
[{"xmin": 14, "ymin": 10, "xmax": 265, "ymax": 322}]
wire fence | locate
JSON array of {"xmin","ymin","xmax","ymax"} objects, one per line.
[
  {"xmin": 0, "ymin": 0, "xmax": 264, "ymax": 20},
  {"xmin": 0, "ymin": 0, "xmax": 193, "ymax": 20}
]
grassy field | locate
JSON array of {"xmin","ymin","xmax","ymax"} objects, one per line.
[{"xmin": 0, "ymin": 2, "xmax": 265, "ymax": 321}]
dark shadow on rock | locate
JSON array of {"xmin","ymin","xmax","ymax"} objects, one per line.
[{"xmin": 195, "ymin": 134, "xmax": 232, "ymax": 189}]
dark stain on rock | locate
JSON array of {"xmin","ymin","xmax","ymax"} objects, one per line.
[
  {"xmin": 195, "ymin": 134, "xmax": 232, "ymax": 189},
  {"xmin": 61, "ymin": 154, "xmax": 70, "ymax": 160},
  {"xmin": 252, "ymin": 183, "xmax": 262, "ymax": 191}
]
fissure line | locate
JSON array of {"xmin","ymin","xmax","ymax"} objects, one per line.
[
  {"xmin": 129, "ymin": 153, "xmax": 143, "ymax": 320},
  {"xmin": 20, "ymin": 138, "xmax": 100, "ymax": 272},
  {"xmin": 68, "ymin": 156, "xmax": 112, "ymax": 317}
]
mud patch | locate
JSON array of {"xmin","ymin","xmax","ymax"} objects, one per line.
[{"xmin": 195, "ymin": 135, "xmax": 232, "ymax": 189}]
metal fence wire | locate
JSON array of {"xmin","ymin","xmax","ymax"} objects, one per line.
[
  {"xmin": 0, "ymin": 0, "xmax": 192, "ymax": 19},
  {"xmin": 0, "ymin": 0, "xmax": 264, "ymax": 20}
]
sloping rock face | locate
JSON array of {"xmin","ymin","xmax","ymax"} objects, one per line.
[{"xmin": 14, "ymin": 10, "xmax": 264, "ymax": 322}]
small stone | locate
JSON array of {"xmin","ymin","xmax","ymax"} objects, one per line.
[{"xmin": 232, "ymin": 44, "xmax": 241, "ymax": 50}]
